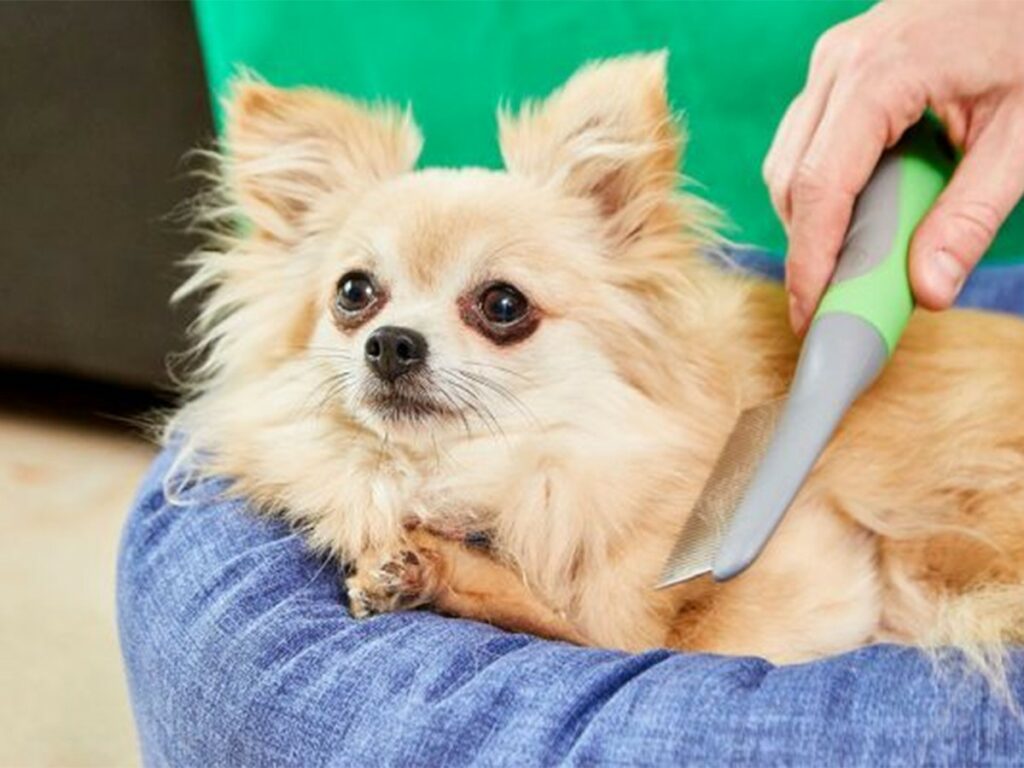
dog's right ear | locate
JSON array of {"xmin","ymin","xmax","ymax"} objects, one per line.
[{"xmin": 223, "ymin": 78, "xmax": 422, "ymax": 243}]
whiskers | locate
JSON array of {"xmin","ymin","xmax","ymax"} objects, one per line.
[
  {"xmin": 436, "ymin": 364, "xmax": 540, "ymax": 439},
  {"xmin": 300, "ymin": 348, "xmax": 357, "ymax": 416},
  {"xmin": 462, "ymin": 360, "xmax": 532, "ymax": 382},
  {"xmin": 436, "ymin": 370, "xmax": 504, "ymax": 440},
  {"xmin": 294, "ymin": 344, "xmax": 539, "ymax": 443}
]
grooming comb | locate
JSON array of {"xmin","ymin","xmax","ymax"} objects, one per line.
[{"xmin": 658, "ymin": 118, "xmax": 957, "ymax": 588}]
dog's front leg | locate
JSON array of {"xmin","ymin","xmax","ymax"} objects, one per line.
[
  {"xmin": 409, "ymin": 529, "xmax": 589, "ymax": 644},
  {"xmin": 345, "ymin": 529, "xmax": 587, "ymax": 645}
]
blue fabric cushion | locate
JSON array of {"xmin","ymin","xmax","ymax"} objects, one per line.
[{"xmin": 118, "ymin": 255, "xmax": 1024, "ymax": 766}]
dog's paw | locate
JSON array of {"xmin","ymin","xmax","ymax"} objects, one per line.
[{"xmin": 345, "ymin": 547, "xmax": 439, "ymax": 618}]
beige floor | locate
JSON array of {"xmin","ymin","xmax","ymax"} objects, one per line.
[{"xmin": 0, "ymin": 406, "xmax": 154, "ymax": 767}]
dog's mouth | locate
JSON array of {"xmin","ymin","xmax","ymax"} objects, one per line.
[{"xmin": 363, "ymin": 381, "xmax": 454, "ymax": 423}]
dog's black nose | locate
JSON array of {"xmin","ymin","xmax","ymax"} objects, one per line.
[{"xmin": 364, "ymin": 326, "xmax": 428, "ymax": 382}]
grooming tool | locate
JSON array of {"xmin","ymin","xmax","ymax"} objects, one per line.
[{"xmin": 658, "ymin": 118, "xmax": 957, "ymax": 589}]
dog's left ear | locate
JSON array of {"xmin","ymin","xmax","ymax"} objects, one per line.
[{"xmin": 499, "ymin": 52, "xmax": 682, "ymax": 242}]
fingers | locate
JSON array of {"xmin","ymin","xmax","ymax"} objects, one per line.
[
  {"xmin": 783, "ymin": 74, "xmax": 924, "ymax": 332},
  {"xmin": 763, "ymin": 31, "xmax": 841, "ymax": 230},
  {"xmin": 910, "ymin": 101, "xmax": 1024, "ymax": 309},
  {"xmin": 783, "ymin": 171, "xmax": 853, "ymax": 334},
  {"xmin": 763, "ymin": 85, "xmax": 833, "ymax": 230}
]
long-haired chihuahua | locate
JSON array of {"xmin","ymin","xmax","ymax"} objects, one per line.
[{"xmin": 170, "ymin": 54, "xmax": 1024, "ymax": 671}]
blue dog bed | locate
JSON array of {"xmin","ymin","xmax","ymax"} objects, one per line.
[{"xmin": 118, "ymin": 255, "xmax": 1024, "ymax": 765}]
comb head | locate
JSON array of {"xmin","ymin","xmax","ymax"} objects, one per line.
[{"xmin": 656, "ymin": 399, "xmax": 784, "ymax": 589}]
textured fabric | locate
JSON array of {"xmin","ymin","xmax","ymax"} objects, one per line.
[
  {"xmin": 191, "ymin": 0, "xmax": 1024, "ymax": 264},
  {"xmin": 118, "ymin": 257, "xmax": 1024, "ymax": 766}
]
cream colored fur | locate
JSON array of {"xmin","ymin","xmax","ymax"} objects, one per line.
[{"xmin": 168, "ymin": 54, "xmax": 1024, "ymax": 669}]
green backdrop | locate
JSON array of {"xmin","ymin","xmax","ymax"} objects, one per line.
[{"xmin": 193, "ymin": 0, "xmax": 1022, "ymax": 263}]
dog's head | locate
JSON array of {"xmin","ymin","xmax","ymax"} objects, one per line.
[{"xmin": 193, "ymin": 53, "xmax": 719, "ymax": 443}]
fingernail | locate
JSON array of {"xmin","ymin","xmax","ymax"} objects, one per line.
[
  {"xmin": 928, "ymin": 249, "xmax": 966, "ymax": 301},
  {"xmin": 788, "ymin": 292, "xmax": 807, "ymax": 334}
]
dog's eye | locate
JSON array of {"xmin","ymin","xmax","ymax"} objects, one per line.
[
  {"xmin": 462, "ymin": 281, "xmax": 539, "ymax": 345},
  {"xmin": 480, "ymin": 284, "xmax": 529, "ymax": 325},
  {"xmin": 336, "ymin": 271, "xmax": 378, "ymax": 313}
]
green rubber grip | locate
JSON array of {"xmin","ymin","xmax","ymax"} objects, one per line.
[{"xmin": 813, "ymin": 120, "xmax": 957, "ymax": 354}]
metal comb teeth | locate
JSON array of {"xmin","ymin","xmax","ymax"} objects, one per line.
[{"xmin": 656, "ymin": 399, "xmax": 784, "ymax": 589}]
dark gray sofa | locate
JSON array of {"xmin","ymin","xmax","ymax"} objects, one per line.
[{"xmin": 1, "ymin": 2, "xmax": 212, "ymax": 389}]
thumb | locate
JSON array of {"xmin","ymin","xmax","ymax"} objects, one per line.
[{"xmin": 910, "ymin": 105, "xmax": 1024, "ymax": 310}]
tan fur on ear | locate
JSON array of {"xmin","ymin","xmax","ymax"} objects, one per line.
[
  {"xmin": 498, "ymin": 52, "xmax": 682, "ymax": 243},
  {"xmin": 224, "ymin": 78, "xmax": 422, "ymax": 242}
]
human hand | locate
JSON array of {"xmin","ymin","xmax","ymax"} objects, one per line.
[{"xmin": 763, "ymin": 0, "xmax": 1024, "ymax": 333}]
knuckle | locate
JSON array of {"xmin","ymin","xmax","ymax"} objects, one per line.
[
  {"xmin": 809, "ymin": 38, "xmax": 832, "ymax": 72},
  {"xmin": 785, "ymin": 249, "xmax": 831, "ymax": 295},
  {"xmin": 841, "ymin": 38, "xmax": 875, "ymax": 73},
  {"xmin": 869, "ymin": 71, "xmax": 925, "ymax": 124},
  {"xmin": 946, "ymin": 201, "xmax": 1001, "ymax": 251},
  {"xmin": 766, "ymin": 167, "xmax": 788, "ymax": 203},
  {"xmin": 810, "ymin": 25, "xmax": 849, "ymax": 70},
  {"xmin": 840, "ymin": 71, "xmax": 925, "ymax": 147},
  {"xmin": 770, "ymin": 188, "xmax": 790, "ymax": 223},
  {"xmin": 790, "ymin": 161, "xmax": 832, "ymax": 206},
  {"xmin": 768, "ymin": 182, "xmax": 785, "ymax": 216},
  {"xmin": 845, "ymin": 67, "xmax": 892, "ymax": 108},
  {"xmin": 785, "ymin": 257, "xmax": 812, "ymax": 290}
]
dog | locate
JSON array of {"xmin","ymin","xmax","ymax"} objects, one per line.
[{"xmin": 169, "ymin": 53, "xmax": 1024, "ymax": 668}]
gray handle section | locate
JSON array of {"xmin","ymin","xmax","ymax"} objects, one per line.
[
  {"xmin": 831, "ymin": 152, "xmax": 903, "ymax": 284},
  {"xmin": 711, "ymin": 314, "xmax": 888, "ymax": 581}
]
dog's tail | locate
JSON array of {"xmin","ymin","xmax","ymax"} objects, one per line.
[{"xmin": 925, "ymin": 582, "xmax": 1024, "ymax": 713}]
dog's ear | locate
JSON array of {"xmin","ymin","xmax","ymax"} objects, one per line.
[
  {"xmin": 498, "ymin": 52, "xmax": 682, "ymax": 242},
  {"xmin": 223, "ymin": 78, "xmax": 422, "ymax": 242}
]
